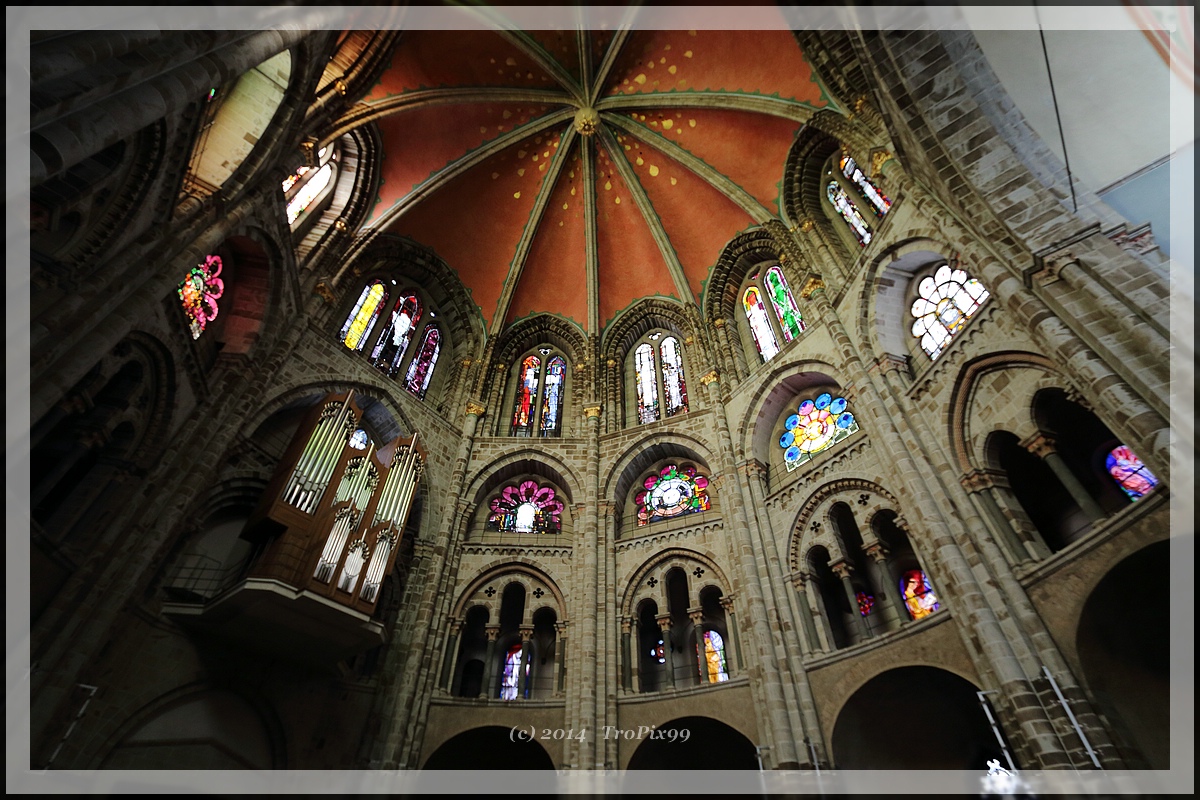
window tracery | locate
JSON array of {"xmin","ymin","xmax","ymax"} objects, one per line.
[
  {"xmin": 910, "ymin": 263, "xmax": 989, "ymax": 360},
  {"xmin": 487, "ymin": 480, "xmax": 565, "ymax": 535},
  {"xmin": 741, "ymin": 265, "xmax": 805, "ymax": 363},
  {"xmin": 178, "ymin": 254, "xmax": 225, "ymax": 340},
  {"xmin": 510, "ymin": 348, "xmax": 567, "ymax": 437},
  {"xmin": 779, "ymin": 391, "xmax": 860, "ymax": 471},
  {"xmin": 337, "ymin": 282, "xmax": 442, "ymax": 399},
  {"xmin": 635, "ymin": 464, "xmax": 711, "ymax": 527},
  {"xmin": 284, "ymin": 146, "xmax": 335, "ymax": 226}
]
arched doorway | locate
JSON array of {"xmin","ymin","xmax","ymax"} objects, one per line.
[
  {"xmin": 831, "ymin": 666, "xmax": 1006, "ymax": 769},
  {"xmin": 1075, "ymin": 540, "xmax": 1169, "ymax": 768},
  {"xmin": 422, "ymin": 726, "xmax": 555, "ymax": 770},
  {"xmin": 626, "ymin": 717, "xmax": 757, "ymax": 769}
]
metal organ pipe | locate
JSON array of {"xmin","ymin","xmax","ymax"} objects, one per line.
[{"xmin": 286, "ymin": 391, "xmax": 356, "ymax": 512}]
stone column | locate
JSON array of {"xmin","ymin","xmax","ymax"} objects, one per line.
[
  {"xmin": 629, "ymin": 616, "xmax": 641, "ymax": 693},
  {"xmin": 689, "ymin": 609, "xmax": 707, "ymax": 685},
  {"xmin": 555, "ymin": 622, "xmax": 568, "ymax": 696},
  {"xmin": 439, "ymin": 619, "xmax": 462, "ymax": 692},
  {"xmin": 656, "ymin": 614, "xmax": 676, "ymax": 689},
  {"xmin": 718, "ymin": 597, "xmax": 743, "ymax": 673},
  {"xmin": 700, "ymin": 369, "xmax": 801, "ymax": 767},
  {"xmin": 791, "ymin": 573, "xmax": 822, "ymax": 654},
  {"xmin": 574, "ymin": 404, "xmax": 602, "ymax": 765},
  {"xmin": 1022, "ymin": 433, "xmax": 1106, "ymax": 523},
  {"xmin": 620, "ymin": 617, "xmax": 633, "ymax": 692},
  {"xmin": 863, "ymin": 542, "xmax": 905, "ymax": 628},
  {"xmin": 831, "ymin": 560, "xmax": 872, "ymax": 641},
  {"xmin": 712, "ymin": 317, "xmax": 744, "ymax": 385},
  {"xmin": 960, "ymin": 469, "xmax": 1047, "ymax": 563},
  {"xmin": 604, "ymin": 361, "xmax": 620, "ymax": 434},
  {"xmin": 795, "ymin": 218, "xmax": 848, "ymax": 289},
  {"xmin": 518, "ymin": 626, "xmax": 534, "ymax": 700},
  {"xmin": 481, "ymin": 625, "xmax": 500, "ymax": 699}
]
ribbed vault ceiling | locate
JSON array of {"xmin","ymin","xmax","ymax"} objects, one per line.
[{"xmin": 341, "ymin": 22, "xmax": 833, "ymax": 338}]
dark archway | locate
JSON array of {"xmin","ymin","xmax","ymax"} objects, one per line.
[
  {"xmin": 422, "ymin": 726, "xmax": 554, "ymax": 770},
  {"xmin": 626, "ymin": 717, "xmax": 757, "ymax": 769},
  {"xmin": 831, "ymin": 666, "xmax": 1007, "ymax": 769},
  {"xmin": 1076, "ymin": 540, "xmax": 1170, "ymax": 768}
]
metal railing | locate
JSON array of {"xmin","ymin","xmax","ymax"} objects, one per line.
[{"xmin": 162, "ymin": 553, "xmax": 247, "ymax": 602}]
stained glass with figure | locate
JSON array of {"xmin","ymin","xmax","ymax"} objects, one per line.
[
  {"xmin": 1106, "ymin": 445, "xmax": 1158, "ymax": 500},
  {"xmin": 500, "ymin": 644, "xmax": 525, "ymax": 700},
  {"xmin": 340, "ymin": 281, "xmax": 388, "ymax": 352},
  {"xmin": 764, "ymin": 266, "xmax": 805, "ymax": 343},
  {"xmin": 780, "ymin": 392, "xmax": 859, "ymax": 471},
  {"xmin": 743, "ymin": 284, "xmax": 780, "ymax": 362},
  {"xmin": 900, "ymin": 570, "xmax": 940, "ymax": 620},
  {"xmin": 703, "ymin": 630, "xmax": 730, "ymax": 683},
  {"xmin": 178, "ymin": 255, "xmax": 225, "ymax": 339},
  {"xmin": 539, "ymin": 356, "xmax": 566, "ymax": 435},
  {"xmin": 487, "ymin": 480, "xmax": 565, "ymax": 534},
  {"xmin": 511, "ymin": 355, "xmax": 541, "ymax": 436},
  {"xmin": 827, "ymin": 182, "xmax": 872, "ymax": 245},
  {"xmin": 636, "ymin": 464, "xmax": 711, "ymax": 527},
  {"xmin": 661, "ymin": 337, "xmax": 688, "ymax": 417},
  {"xmin": 635, "ymin": 343, "xmax": 660, "ymax": 423},
  {"xmin": 911, "ymin": 264, "xmax": 989, "ymax": 360},
  {"xmin": 370, "ymin": 294, "xmax": 422, "ymax": 376},
  {"xmin": 404, "ymin": 326, "xmax": 440, "ymax": 398}
]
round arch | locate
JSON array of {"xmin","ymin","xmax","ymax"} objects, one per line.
[
  {"xmin": 788, "ymin": 477, "xmax": 900, "ymax": 572},
  {"xmin": 830, "ymin": 665, "xmax": 1007, "ymax": 769},
  {"xmin": 604, "ymin": 432, "xmax": 716, "ymax": 509},
  {"xmin": 465, "ymin": 450, "xmax": 582, "ymax": 509},
  {"xmin": 620, "ymin": 546, "xmax": 734, "ymax": 617},
  {"xmin": 421, "ymin": 726, "xmax": 554, "ymax": 770},
  {"xmin": 625, "ymin": 716, "xmax": 757, "ymax": 770},
  {"xmin": 240, "ymin": 380, "xmax": 416, "ymax": 445}
]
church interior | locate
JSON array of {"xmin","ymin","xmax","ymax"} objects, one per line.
[{"xmin": 17, "ymin": 3, "xmax": 1191, "ymax": 784}]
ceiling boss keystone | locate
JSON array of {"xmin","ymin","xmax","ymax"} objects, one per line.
[{"xmin": 573, "ymin": 107, "xmax": 600, "ymax": 137}]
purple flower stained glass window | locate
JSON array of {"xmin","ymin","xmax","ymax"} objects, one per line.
[{"xmin": 488, "ymin": 480, "xmax": 565, "ymax": 534}]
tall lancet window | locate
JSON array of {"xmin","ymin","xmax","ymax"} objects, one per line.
[
  {"xmin": 370, "ymin": 294, "xmax": 422, "ymax": 377},
  {"xmin": 743, "ymin": 285, "xmax": 780, "ymax": 362},
  {"xmin": 827, "ymin": 182, "xmax": 872, "ymax": 246},
  {"xmin": 284, "ymin": 145, "xmax": 335, "ymax": 226},
  {"xmin": 910, "ymin": 263, "xmax": 989, "ymax": 360},
  {"xmin": 340, "ymin": 281, "xmax": 388, "ymax": 352},
  {"xmin": 763, "ymin": 266, "xmax": 805, "ymax": 343},
  {"xmin": 404, "ymin": 326, "xmax": 441, "ymax": 398},
  {"xmin": 840, "ymin": 154, "xmax": 891, "ymax": 216},
  {"xmin": 509, "ymin": 348, "xmax": 568, "ymax": 437},
  {"xmin": 632, "ymin": 331, "xmax": 690, "ymax": 425}
]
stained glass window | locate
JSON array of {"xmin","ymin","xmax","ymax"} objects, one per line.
[
  {"xmin": 660, "ymin": 337, "xmax": 689, "ymax": 417},
  {"xmin": 370, "ymin": 294, "xmax": 422, "ymax": 376},
  {"xmin": 539, "ymin": 356, "xmax": 566, "ymax": 435},
  {"xmin": 743, "ymin": 285, "xmax": 780, "ymax": 362},
  {"xmin": 840, "ymin": 155, "xmax": 891, "ymax": 216},
  {"xmin": 636, "ymin": 464, "xmax": 711, "ymax": 527},
  {"xmin": 827, "ymin": 181, "xmax": 873, "ymax": 245},
  {"xmin": 779, "ymin": 392, "xmax": 860, "ymax": 471},
  {"xmin": 910, "ymin": 264, "xmax": 989, "ymax": 360},
  {"xmin": 635, "ymin": 343, "xmax": 660, "ymax": 424},
  {"xmin": 404, "ymin": 326, "xmax": 440, "ymax": 398},
  {"xmin": 900, "ymin": 570, "xmax": 940, "ymax": 620},
  {"xmin": 500, "ymin": 643, "xmax": 525, "ymax": 700},
  {"xmin": 511, "ymin": 355, "xmax": 541, "ymax": 436},
  {"xmin": 703, "ymin": 630, "xmax": 730, "ymax": 683},
  {"xmin": 348, "ymin": 429, "xmax": 369, "ymax": 450},
  {"xmin": 1105, "ymin": 445, "xmax": 1159, "ymax": 500},
  {"xmin": 178, "ymin": 254, "xmax": 225, "ymax": 339},
  {"xmin": 650, "ymin": 640, "xmax": 666, "ymax": 664},
  {"xmin": 856, "ymin": 591, "xmax": 875, "ymax": 617},
  {"xmin": 764, "ymin": 266, "xmax": 805, "ymax": 343},
  {"xmin": 286, "ymin": 163, "xmax": 333, "ymax": 225},
  {"xmin": 487, "ymin": 480, "xmax": 565, "ymax": 534},
  {"xmin": 340, "ymin": 281, "xmax": 388, "ymax": 352}
]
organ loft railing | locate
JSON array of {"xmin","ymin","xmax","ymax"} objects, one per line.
[{"xmin": 163, "ymin": 390, "xmax": 425, "ymax": 665}]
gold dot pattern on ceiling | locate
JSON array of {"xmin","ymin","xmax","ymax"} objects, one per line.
[
  {"xmin": 477, "ymin": 105, "xmax": 548, "ymax": 137},
  {"xmin": 487, "ymin": 55, "xmax": 555, "ymax": 85},
  {"xmin": 611, "ymin": 37, "xmax": 702, "ymax": 95}
]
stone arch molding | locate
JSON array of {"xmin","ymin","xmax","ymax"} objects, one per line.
[
  {"xmin": 239, "ymin": 378, "xmax": 416, "ymax": 445},
  {"xmin": 452, "ymin": 561, "xmax": 568, "ymax": 624},
  {"xmin": 620, "ymin": 547, "xmax": 733, "ymax": 618},
  {"xmin": 604, "ymin": 432, "xmax": 718, "ymax": 518},
  {"xmin": 948, "ymin": 352, "xmax": 1066, "ymax": 474},
  {"xmin": 789, "ymin": 478, "xmax": 901, "ymax": 573},
  {"xmin": 465, "ymin": 449, "xmax": 583, "ymax": 510},
  {"xmin": 858, "ymin": 233, "xmax": 960, "ymax": 362}
]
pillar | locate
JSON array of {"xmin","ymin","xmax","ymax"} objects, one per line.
[
  {"xmin": 481, "ymin": 625, "xmax": 499, "ymax": 699},
  {"xmin": 831, "ymin": 560, "xmax": 872, "ymax": 641},
  {"xmin": 960, "ymin": 469, "xmax": 1048, "ymax": 562},
  {"xmin": 791, "ymin": 573, "xmax": 822, "ymax": 654},
  {"xmin": 718, "ymin": 597, "xmax": 743, "ymax": 673},
  {"xmin": 656, "ymin": 614, "xmax": 676, "ymax": 689},
  {"xmin": 863, "ymin": 542, "xmax": 905, "ymax": 628},
  {"xmin": 689, "ymin": 609, "xmax": 707, "ymax": 685},
  {"xmin": 1022, "ymin": 433, "xmax": 1106, "ymax": 522},
  {"xmin": 555, "ymin": 622, "xmax": 568, "ymax": 696},
  {"xmin": 518, "ymin": 626, "xmax": 534, "ymax": 700},
  {"xmin": 620, "ymin": 617, "xmax": 633, "ymax": 692},
  {"xmin": 439, "ymin": 619, "xmax": 461, "ymax": 692}
]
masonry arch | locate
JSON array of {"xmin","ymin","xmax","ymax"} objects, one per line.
[
  {"xmin": 422, "ymin": 726, "xmax": 554, "ymax": 769},
  {"xmin": 625, "ymin": 716, "xmax": 757, "ymax": 770}
]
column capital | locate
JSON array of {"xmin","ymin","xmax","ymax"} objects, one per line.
[
  {"xmin": 791, "ymin": 570, "xmax": 812, "ymax": 591},
  {"xmin": 873, "ymin": 353, "xmax": 912, "ymax": 379},
  {"xmin": 448, "ymin": 619, "xmax": 463, "ymax": 636},
  {"xmin": 583, "ymin": 404, "xmax": 602, "ymax": 419},
  {"xmin": 313, "ymin": 280, "xmax": 336, "ymax": 306},
  {"xmin": 687, "ymin": 608, "xmax": 705, "ymax": 625},
  {"xmin": 1021, "ymin": 432, "xmax": 1058, "ymax": 459},
  {"xmin": 892, "ymin": 514, "xmax": 912, "ymax": 533},
  {"xmin": 519, "ymin": 626, "xmax": 534, "ymax": 642},
  {"xmin": 712, "ymin": 317, "xmax": 727, "ymax": 329},
  {"xmin": 464, "ymin": 399, "xmax": 486, "ymax": 417},
  {"xmin": 655, "ymin": 614, "xmax": 674, "ymax": 630},
  {"xmin": 799, "ymin": 276, "xmax": 826, "ymax": 299},
  {"xmin": 829, "ymin": 559, "xmax": 854, "ymax": 579},
  {"xmin": 960, "ymin": 468, "xmax": 996, "ymax": 493},
  {"xmin": 863, "ymin": 541, "xmax": 890, "ymax": 563},
  {"xmin": 620, "ymin": 617, "xmax": 632, "ymax": 634},
  {"xmin": 485, "ymin": 625, "xmax": 500, "ymax": 641},
  {"xmin": 554, "ymin": 621, "xmax": 569, "ymax": 636},
  {"xmin": 699, "ymin": 369, "xmax": 720, "ymax": 386}
]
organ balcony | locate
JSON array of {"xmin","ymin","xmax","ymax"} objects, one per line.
[{"xmin": 162, "ymin": 391, "xmax": 425, "ymax": 669}]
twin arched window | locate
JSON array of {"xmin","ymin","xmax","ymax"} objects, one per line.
[
  {"xmin": 510, "ymin": 349, "xmax": 567, "ymax": 437},
  {"xmin": 910, "ymin": 263, "xmax": 989, "ymax": 360},
  {"xmin": 742, "ymin": 264, "xmax": 805, "ymax": 363},
  {"xmin": 339, "ymin": 281, "xmax": 441, "ymax": 398},
  {"xmin": 825, "ymin": 153, "xmax": 891, "ymax": 247},
  {"xmin": 284, "ymin": 145, "xmax": 335, "ymax": 227},
  {"xmin": 633, "ymin": 332, "xmax": 688, "ymax": 424}
]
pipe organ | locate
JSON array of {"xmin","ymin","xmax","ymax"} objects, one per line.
[{"xmin": 244, "ymin": 390, "xmax": 425, "ymax": 616}]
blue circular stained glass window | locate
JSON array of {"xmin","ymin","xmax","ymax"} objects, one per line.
[
  {"xmin": 830, "ymin": 396, "xmax": 847, "ymax": 414},
  {"xmin": 784, "ymin": 445, "xmax": 801, "ymax": 463},
  {"xmin": 785, "ymin": 414, "xmax": 801, "ymax": 430},
  {"xmin": 779, "ymin": 392, "xmax": 860, "ymax": 472},
  {"xmin": 815, "ymin": 393, "xmax": 832, "ymax": 409},
  {"xmin": 837, "ymin": 412, "xmax": 854, "ymax": 428},
  {"xmin": 779, "ymin": 430, "xmax": 795, "ymax": 448}
]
